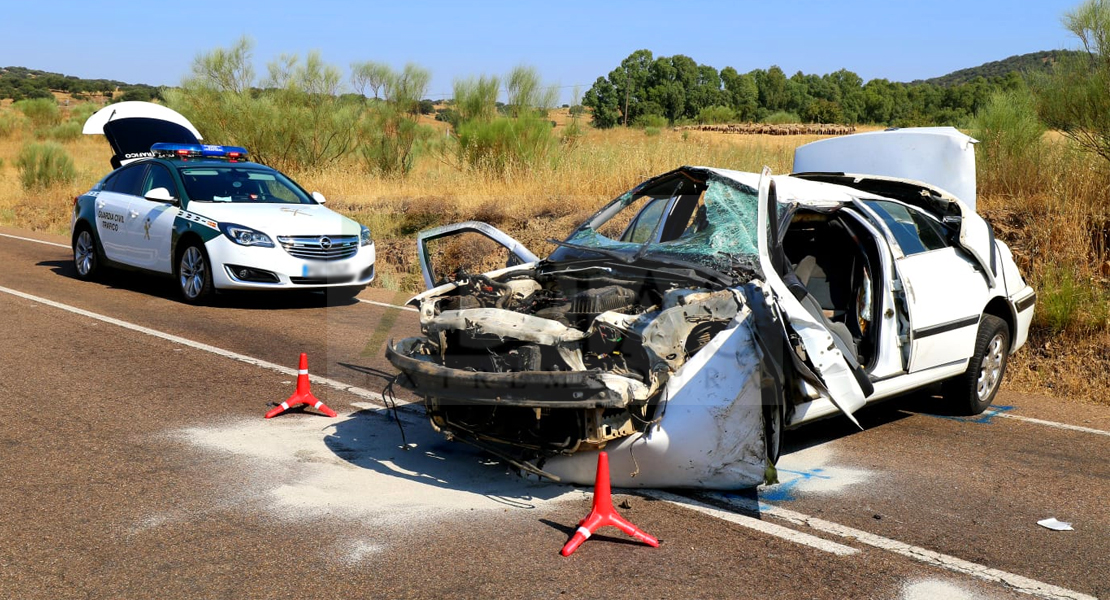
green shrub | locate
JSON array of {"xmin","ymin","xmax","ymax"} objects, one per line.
[
  {"xmin": 763, "ymin": 111, "xmax": 801, "ymax": 125},
  {"xmin": 972, "ymin": 88, "xmax": 1048, "ymax": 197},
  {"xmin": 38, "ymin": 120, "xmax": 82, "ymax": 142},
  {"xmin": 644, "ymin": 126, "xmax": 661, "ymax": 137},
  {"xmin": 633, "ymin": 114, "xmax": 668, "ymax": 129},
  {"xmin": 697, "ymin": 105, "xmax": 737, "ymax": 124},
  {"xmin": 16, "ymin": 142, "xmax": 76, "ymax": 189},
  {"xmin": 13, "ymin": 98, "xmax": 61, "ymax": 129},
  {"xmin": 0, "ymin": 112, "xmax": 27, "ymax": 138},
  {"xmin": 456, "ymin": 115, "xmax": 558, "ymax": 174},
  {"xmin": 66, "ymin": 103, "xmax": 99, "ymax": 124}
]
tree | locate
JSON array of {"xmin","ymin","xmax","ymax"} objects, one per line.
[
  {"xmin": 350, "ymin": 60, "xmax": 393, "ymax": 99},
  {"xmin": 1032, "ymin": 0, "xmax": 1110, "ymax": 162},
  {"xmin": 582, "ymin": 76, "xmax": 620, "ymax": 128}
]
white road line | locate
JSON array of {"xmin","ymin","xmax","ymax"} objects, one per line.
[
  {"xmin": 991, "ymin": 411, "xmax": 1110, "ymax": 437},
  {"xmin": 703, "ymin": 493, "xmax": 1097, "ymax": 600},
  {"xmin": 641, "ymin": 490, "xmax": 859, "ymax": 556},
  {"xmin": 358, "ymin": 298, "xmax": 418, "ymax": 312},
  {"xmin": 0, "ymin": 232, "xmax": 69, "ymax": 249},
  {"xmin": 0, "ymin": 284, "xmax": 419, "ymax": 413}
]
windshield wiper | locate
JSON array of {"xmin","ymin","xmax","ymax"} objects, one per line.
[{"xmin": 547, "ymin": 238, "xmax": 635, "ymax": 263}]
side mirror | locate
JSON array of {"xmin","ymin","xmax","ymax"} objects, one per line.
[
  {"xmin": 144, "ymin": 187, "xmax": 177, "ymax": 204},
  {"xmin": 311, "ymin": 191, "xmax": 327, "ymax": 204}
]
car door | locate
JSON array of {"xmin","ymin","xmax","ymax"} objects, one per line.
[
  {"xmin": 756, "ymin": 169, "xmax": 868, "ymax": 425},
  {"xmin": 125, "ymin": 163, "xmax": 181, "ymax": 273},
  {"xmin": 855, "ymin": 199, "xmax": 988, "ymax": 373},
  {"xmin": 95, "ymin": 163, "xmax": 148, "ymax": 265},
  {"xmin": 416, "ymin": 221, "xmax": 539, "ymax": 289}
]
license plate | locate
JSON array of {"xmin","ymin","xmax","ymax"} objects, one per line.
[{"xmin": 303, "ymin": 262, "xmax": 351, "ymax": 277}]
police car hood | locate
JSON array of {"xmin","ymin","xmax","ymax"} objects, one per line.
[
  {"xmin": 188, "ymin": 203, "xmax": 362, "ymax": 237},
  {"xmin": 83, "ymin": 101, "xmax": 202, "ymax": 168}
]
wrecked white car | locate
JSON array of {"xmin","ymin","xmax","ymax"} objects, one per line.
[{"xmin": 385, "ymin": 127, "xmax": 1036, "ymax": 489}]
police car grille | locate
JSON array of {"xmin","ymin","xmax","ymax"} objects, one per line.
[{"xmin": 277, "ymin": 235, "xmax": 359, "ymax": 260}]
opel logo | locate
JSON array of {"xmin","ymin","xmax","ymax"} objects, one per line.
[{"xmin": 320, "ymin": 237, "xmax": 332, "ymax": 250}]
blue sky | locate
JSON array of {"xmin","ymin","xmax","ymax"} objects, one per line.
[{"xmin": 1, "ymin": 0, "xmax": 1082, "ymax": 102}]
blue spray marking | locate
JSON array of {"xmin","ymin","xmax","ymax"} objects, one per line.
[
  {"xmin": 925, "ymin": 404, "xmax": 1015, "ymax": 424},
  {"xmin": 758, "ymin": 467, "xmax": 833, "ymax": 502}
]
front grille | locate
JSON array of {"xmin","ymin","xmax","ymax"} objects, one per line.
[{"xmin": 278, "ymin": 235, "xmax": 359, "ymax": 260}]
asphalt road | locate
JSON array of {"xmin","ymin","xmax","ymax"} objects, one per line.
[{"xmin": 0, "ymin": 226, "xmax": 1106, "ymax": 600}]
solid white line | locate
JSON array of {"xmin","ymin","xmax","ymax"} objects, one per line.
[
  {"xmin": 0, "ymin": 232, "xmax": 69, "ymax": 249},
  {"xmin": 358, "ymin": 298, "xmax": 418, "ymax": 312},
  {"xmin": 703, "ymin": 493, "xmax": 1096, "ymax": 600},
  {"xmin": 641, "ymin": 490, "xmax": 859, "ymax": 556},
  {"xmin": 0, "ymin": 284, "xmax": 419, "ymax": 412},
  {"xmin": 991, "ymin": 411, "xmax": 1110, "ymax": 437}
]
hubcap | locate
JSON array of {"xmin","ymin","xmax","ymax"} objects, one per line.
[
  {"xmin": 976, "ymin": 333, "xmax": 1006, "ymax": 401},
  {"xmin": 75, "ymin": 231, "xmax": 94, "ymax": 276},
  {"xmin": 179, "ymin": 247, "xmax": 206, "ymax": 299}
]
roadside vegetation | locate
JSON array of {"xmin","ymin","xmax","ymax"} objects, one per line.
[{"xmin": 0, "ymin": 3, "xmax": 1107, "ymax": 404}]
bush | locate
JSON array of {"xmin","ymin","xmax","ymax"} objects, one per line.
[
  {"xmin": 972, "ymin": 87, "xmax": 1048, "ymax": 197},
  {"xmin": 697, "ymin": 105, "xmax": 736, "ymax": 124},
  {"xmin": 0, "ymin": 112, "xmax": 27, "ymax": 138},
  {"xmin": 644, "ymin": 126, "xmax": 661, "ymax": 137},
  {"xmin": 16, "ymin": 142, "xmax": 76, "ymax": 189},
  {"xmin": 763, "ymin": 111, "xmax": 801, "ymax": 125},
  {"xmin": 456, "ymin": 115, "xmax": 558, "ymax": 174},
  {"xmin": 13, "ymin": 98, "xmax": 61, "ymax": 129},
  {"xmin": 633, "ymin": 114, "xmax": 668, "ymax": 129},
  {"xmin": 66, "ymin": 102, "xmax": 99, "ymax": 125},
  {"xmin": 37, "ymin": 120, "xmax": 82, "ymax": 142}
]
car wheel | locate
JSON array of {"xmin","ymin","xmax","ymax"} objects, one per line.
[
  {"xmin": 73, "ymin": 226, "xmax": 100, "ymax": 280},
  {"xmin": 944, "ymin": 314, "xmax": 1010, "ymax": 415},
  {"xmin": 177, "ymin": 243, "xmax": 214, "ymax": 304}
]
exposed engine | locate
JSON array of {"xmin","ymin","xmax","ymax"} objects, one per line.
[{"xmin": 386, "ymin": 263, "xmax": 746, "ymax": 473}]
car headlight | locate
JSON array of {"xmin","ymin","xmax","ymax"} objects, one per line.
[
  {"xmin": 220, "ymin": 223, "xmax": 274, "ymax": 247},
  {"xmin": 360, "ymin": 225, "xmax": 373, "ymax": 247}
]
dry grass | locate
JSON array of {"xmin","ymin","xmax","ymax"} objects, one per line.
[{"xmin": 0, "ymin": 102, "xmax": 1104, "ymax": 405}]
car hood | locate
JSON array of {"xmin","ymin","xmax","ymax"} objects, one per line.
[{"xmin": 185, "ymin": 203, "xmax": 362, "ymax": 236}]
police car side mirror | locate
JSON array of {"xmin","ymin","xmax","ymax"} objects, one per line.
[
  {"xmin": 311, "ymin": 191, "xmax": 327, "ymax": 204},
  {"xmin": 144, "ymin": 187, "xmax": 177, "ymax": 204}
]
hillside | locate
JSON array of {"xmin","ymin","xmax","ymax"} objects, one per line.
[
  {"xmin": 0, "ymin": 66, "xmax": 159, "ymax": 102},
  {"xmin": 915, "ymin": 49, "xmax": 1083, "ymax": 86}
]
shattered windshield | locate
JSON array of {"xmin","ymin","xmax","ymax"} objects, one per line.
[{"xmin": 555, "ymin": 171, "xmax": 760, "ymax": 276}]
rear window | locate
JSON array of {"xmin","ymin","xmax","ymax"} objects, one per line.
[
  {"xmin": 103, "ymin": 164, "xmax": 147, "ymax": 196},
  {"xmin": 177, "ymin": 166, "xmax": 314, "ymax": 204}
]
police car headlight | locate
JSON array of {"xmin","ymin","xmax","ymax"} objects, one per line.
[
  {"xmin": 360, "ymin": 225, "xmax": 373, "ymax": 247},
  {"xmin": 220, "ymin": 223, "xmax": 274, "ymax": 247}
]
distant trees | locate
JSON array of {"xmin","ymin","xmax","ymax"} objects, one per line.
[{"xmin": 582, "ymin": 50, "xmax": 1016, "ymax": 128}]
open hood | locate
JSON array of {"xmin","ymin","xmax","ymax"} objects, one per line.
[
  {"xmin": 83, "ymin": 101, "xmax": 202, "ymax": 168},
  {"xmin": 793, "ymin": 126, "xmax": 979, "ymax": 210}
]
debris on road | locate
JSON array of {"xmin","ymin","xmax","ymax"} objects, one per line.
[{"xmin": 1036, "ymin": 517, "xmax": 1074, "ymax": 531}]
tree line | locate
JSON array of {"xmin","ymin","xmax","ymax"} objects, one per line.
[{"xmin": 582, "ymin": 49, "xmax": 1031, "ymax": 128}]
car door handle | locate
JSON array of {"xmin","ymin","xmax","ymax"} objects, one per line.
[
  {"xmin": 130, "ymin": 210, "xmax": 139, "ymax": 218},
  {"xmin": 97, "ymin": 201, "xmax": 105, "ymax": 209}
]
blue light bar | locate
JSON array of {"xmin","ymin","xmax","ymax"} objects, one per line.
[{"xmin": 150, "ymin": 143, "xmax": 249, "ymax": 160}]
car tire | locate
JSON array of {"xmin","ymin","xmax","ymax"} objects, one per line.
[
  {"xmin": 176, "ymin": 242, "xmax": 214, "ymax": 304},
  {"xmin": 944, "ymin": 314, "xmax": 1010, "ymax": 415},
  {"xmin": 73, "ymin": 226, "xmax": 101, "ymax": 281}
]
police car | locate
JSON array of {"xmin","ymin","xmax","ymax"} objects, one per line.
[{"xmin": 73, "ymin": 102, "xmax": 375, "ymax": 303}]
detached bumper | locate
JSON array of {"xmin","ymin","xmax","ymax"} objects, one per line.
[{"xmin": 385, "ymin": 339, "xmax": 634, "ymax": 409}]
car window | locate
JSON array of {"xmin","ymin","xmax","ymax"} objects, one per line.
[
  {"xmin": 177, "ymin": 166, "xmax": 314, "ymax": 204},
  {"xmin": 863, "ymin": 199, "xmax": 949, "ymax": 255},
  {"xmin": 104, "ymin": 164, "xmax": 148, "ymax": 197},
  {"xmin": 142, "ymin": 164, "xmax": 178, "ymax": 199},
  {"xmin": 621, "ymin": 197, "xmax": 669, "ymax": 243}
]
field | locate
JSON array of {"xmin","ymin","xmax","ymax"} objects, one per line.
[{"xmin": 0, "ymin": 102, "xmax": 1106, "ymax": 405}]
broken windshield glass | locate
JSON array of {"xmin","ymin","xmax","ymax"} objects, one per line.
[{"xmin": 556, "ymin": 172, "xmax": 761, "ymax": 277}]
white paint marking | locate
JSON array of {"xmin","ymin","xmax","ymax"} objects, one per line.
[
  {"xmin": 0, "ymin": 285, "xmax": 418, "ymax": 412},
  {"xmin": 641, "ymin": 490, "xmax": 859, "ymax": 557},
  {"xmin": 703, "ymin": 493, "xmax": 1096, "ymax": 600},
  {"xmin": 359, "ymin": 298, "xmax": 418, "ymax": 312},
  {"xmin": 991, "ymin": 411, "xmax": 1110, "ymax": 438},
  {"xmin": 0, "ymin": 232, "xmax": 70, "ymax": 249}
]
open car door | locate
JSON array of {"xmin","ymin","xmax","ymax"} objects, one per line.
[
  {"xmin": 416, "ymin": 221, "xmax": 539, "ymax": 289},
  {"xmin": 756, "ymin": 168, "xmax": 868, "ymax": 425},
  {"xmin": 83, "ymin": 101, "xmax": 202, "ymax": 168}
]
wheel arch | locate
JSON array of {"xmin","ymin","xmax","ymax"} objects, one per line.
[
  {"xmin": 172, "ymin": 230, "xmax": 206, "ymax": 272},
  {"xmin": 983, "ymin": 295, "xmax": 1016, "ymax": 352}
]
